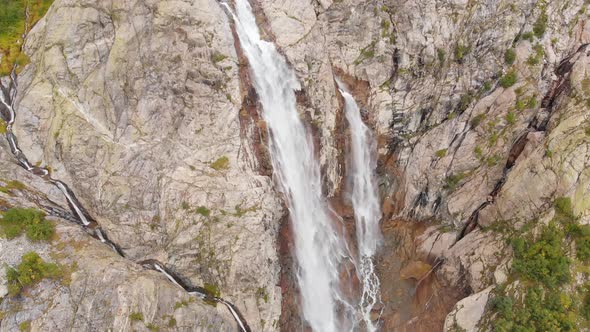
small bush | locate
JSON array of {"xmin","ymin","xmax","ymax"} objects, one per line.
[
  {"xmin": 533, "ymin": 12, "xmax": 548, "ymax": 38},
  {"xmin": 505, "ymin": 112, "xmax": 516, "ymax": 125},
  {"xmin": 457, "ymin": 92, "xmax": 474, "ymax": 113},
  {"xmin": 0, "ymin": 208, "xmax": 54, "ymax": 241},
  {"xmin": 504, "ymin": 48, "xmax": 516, "ymax": 65},
  {"xmin": 499, "ymin": 71, "xmax": 518, "ymax": 88},
  {"xmin": 6, "ymin": 252, "xmax": 61, "ymax": 296},
  {"xmin": 168, "ymin": 318, "xmax": 177, "ymax": 327},
  {"xmin": 512, "ymin": 222, "xmax": 570, "ymax": 287},
  {"xmin": 455, "ymin": 44, "xmax": 471, "ymax": 62}
]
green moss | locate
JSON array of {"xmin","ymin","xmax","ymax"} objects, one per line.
[
  {"xmin": 210, "ymin": 156, "xmax": 230, "ymax": 171},
  {"xmin": 19, "ymin": 321, "xmax": 30, "ymax": 332},
  {"xmin": 203, "ymin": 282, "xmax": 220, "ymax": 298},
  {"xmin": 129, "ymin": 312, "xmax": 144, "ymax": 321},
  {"xmin": 504, "ymin": 48, "xmax": 516, "ymax": 65},
  {"xmin": 6, "ymin": 251, "xmax": 61, "ymax": 296},
  {"xmin": 256, "ymin": 287, "xmax": 269, "ymax": 303},
  {"xmin": 533, "ymin": 11, "xmax": 548, "ymax": 38},
  {"xmin": 195, "ymin": 206, "xmax": 211, "ymax": 217},
  {"xmin": 435, "ymin": 149, "xmax": 447, "ymax": 158},
  {"xmin": 146, "ymin": 323, "xmax": 159, "ymax": 332},
  {"xmin": 211, "ymin": 52, "xmax": 227, "ymax": 64},
  {"xmin": 437, "ymin": 48, "xmax": 446, "ymax": 63},
  {"xmin": 0, "ymin": 207, "xmax": 54, "ymax": 241}
]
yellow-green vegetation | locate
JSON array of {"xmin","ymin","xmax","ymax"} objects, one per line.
[
  {"xmin": 505, "ymin": 111, "xmax": 516, "ymax": 125},
  {"xmin": 0, "ymin": 119, "xmax": 7, "ymax": 134},
  {"xmin": 203, "ymin": 282, "xmax": 220, "ymax": 298},
  {"xmin": 195, "ymin": 206, "xmax": 211, "ymax": 217},
  {"xmin": 167, "ymin": 317, "xmax": 177, "ymax": 327},
  {"xmin": 210, "ymin": 52, "xmax": 227, "ymax": 64},
  {"xmin": 435, "ymin": 149, "xmax": 447, "ymax": 158},
  {"xmin": 454, "ymin": 43, "xmax": 471, "ymax": 62},
  {"xmin": 444, "ymin": 172, "xmax": 469, "ymax": 191},
  {"xmin": 19, "ymin": 320, "xmax": 30, "ymax": 331},
  {"xmin": 499, "ymin": 70, "xmax": 518, "ymax": 88},
  {"xmin": 489, "ymin": 197, "xmax": 590, "ymax": 331},
  {"xmin": 256, "ymin": 286, "xmax": 269, "ymax": 303},
  {"xmin": 437, "ymin": 48, "xmax": 446, "ymax": 63},
  {"xmin": 0, "ymin": 207, "xmax": 54, "ymax": 241},
  {"xmin": 354, "ymin": 40, "xmax": 377, "ymax": 65},
  {"xmin": 6, "ymin": 251, "xmax": 61, "ymax": 296},
  {"xmin": 504, "ymin": 48, "xmax": 516, "ymax": 65},
  {"xmin": 129, "ymin": 312, "xmax": 144, "ymax": 321},
  {"xmin": 470, "ymin": 114, "xmax": 487, "ymax": 129},
  {"xmin": 526, "ymin": 44, "xmax": 545, "ymax": 66},
  {"xmin": 0, "ymin": 0, "xmax": 54, "ymax": 75},
  {"xmin": 533, "ymin": 10, "xmax": 548, "ymax": 38},
  {"xmin": 0, "ymin": 179, "xmax": 26, "ymax": 193},
  {"xmin": 210, "ymin": 156, "xmax": 229, "ymax": 171},
  {"xmin": 146, "ymin": 323, "xmax": 159, "ymax": 331}
]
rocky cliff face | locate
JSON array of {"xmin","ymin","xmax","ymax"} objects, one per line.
[{"xmin": 1, "ymin": 0, "xmax": 590, "ymax": 331}]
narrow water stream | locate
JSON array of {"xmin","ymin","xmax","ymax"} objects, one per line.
[{"xmin": 338, "ymin": 81, "xmax": 383, "ymax": 331}]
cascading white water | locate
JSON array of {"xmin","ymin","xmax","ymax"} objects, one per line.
[
  {"xmin": 227, "ymin": 1, "xmax": 355, "ymax": 331},
  {"xmin": 337, "ymin": 81, "xmax": 383, "ymax": 331}
]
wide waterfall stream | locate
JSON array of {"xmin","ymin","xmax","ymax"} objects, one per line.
[
  {"xmin": 227, "ymin": 0, "xmax": 383, "ymax": 330},
  {"xmin": 228, "ymin": 0, "xmax": 356, "ymax": 331}
]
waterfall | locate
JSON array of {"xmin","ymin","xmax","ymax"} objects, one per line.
[
  {"xmin": 226, "ymin": 1, "xmax": 355, "ymax": 331},
  {"xmin": 337, "ymin": 81, "xmax": 383, "ymax": 331}
]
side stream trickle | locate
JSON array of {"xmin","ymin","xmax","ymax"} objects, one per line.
[
  {"xmin": 0, "ymin": 30, "xmax": 251, "ymax": 332},
  {"xmin": 337, "ymin": 80, "xmax": 383, "ymax": 331}
]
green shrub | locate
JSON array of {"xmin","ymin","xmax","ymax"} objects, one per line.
[
  {"xmin": 444, "ymin": 172, "xmax": 468, "ymax": 191},
  {"xmin": 457, "ymin": 92, "xmax": 474, "ymax": 113},
  {"xmin": 499, "ymin": 71, "xmax": 518, "ymax": 88},
  {"xmin": 0, "ymin": 208, "xmax": 54, "ymax": 241},
  {"xmin": 210, "ymin": 52, "xmax": 227, "ymax": 64},
  {"xmin": 505, "ymin": 112, "xmax": 516, "ymax": 125},
  {"xmin": 533, "ymin": 12, "xmax": 548, "ymax": 38},
  {"xmin": 6, "ymin": 252, "xmax": 61, "ymax": 296},
  {"xmin": 470, "ymin": 114, "xmax": 486, "ymax": 128},
  {"xmin": 512, "ymin": 222, "xmax": 570, "ymax": 287},
  {"xmin": 168, "ymin": 318, "xmax": 177, "ymax": 327},
  {"xmin": 504, "ymin": 48, "xmax": 516, "ymax": 65}
]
